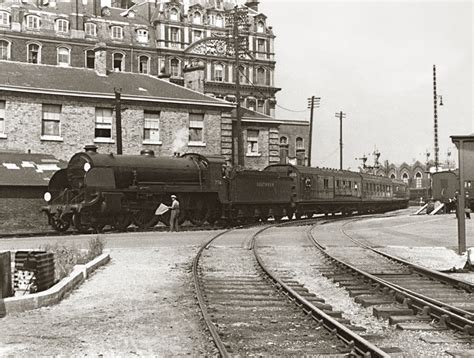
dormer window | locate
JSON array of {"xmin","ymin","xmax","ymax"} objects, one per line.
[
  {"xmin": 257, "ymin": 20, "xmax": 265, "ymax": 33},
  {"xmin": 25, "ymin": 15, "xmax": 40, "ymax": 30},
  {"xmin": 193, "ymin": 11, "xmax": 202, "ymax": 24},
  {"xmin": 215, "ymin": 14, "xmax": 223, "ymax": 27},
  {"xmin": 136, "ymin": 29, "xmax": 148, "ymax": 43},
  {"xmin": 111, "ymin": 26, "xmax": 123, "ymax": 40},
  {"xmin": 55, "ymin": 19, "xmax": 69, "ymax": 33},
  {"xmin": 0, "ymin": 11, "xmax": 11, "ymax": 26},
  {"xmin": 170, "ymin": 8, "xmax": 178, "ymax": 21},
  {"xmin": 85, "ymin": 22, "xmax": 97, "ymax": 37}
]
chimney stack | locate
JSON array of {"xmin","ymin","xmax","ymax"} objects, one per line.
[
  {"xmin": 245, "ymin": 1, "xmax": 259, "ymax": 12},
  {"xmin": 183, "ymin": 61, "xmax": 205, "ymax": 93},
  {"xmin": 94, "ymin": 42, "xmax": 107, "ymax": 76}
]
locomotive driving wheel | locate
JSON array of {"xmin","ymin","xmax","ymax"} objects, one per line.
[
  {"xmin": 113, "ymin": 212, "xmax": 132, "ymax": 231},
  {"xmin": 49, "ymin": 213, "xmax": 71, "ymax": 232},
  {"xmin": 189, "ymin": 200, "xmax": 208, "ymax": 226},
  {"xmin": 133, "ymin": 209, "xmax": 158, "ymax": 229},
  {"xmin": 72, "ymin": 212, "xmax": 90, "ymax": 234}
]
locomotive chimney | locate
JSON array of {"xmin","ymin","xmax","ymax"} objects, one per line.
[{"xmin": 84, "ymin": 144, "xmax": 98, "ymax": 153}]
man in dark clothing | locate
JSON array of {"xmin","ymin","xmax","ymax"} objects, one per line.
[{"xmin": 169, "ymin": 195, "xmax": 180, "ymax": 232}]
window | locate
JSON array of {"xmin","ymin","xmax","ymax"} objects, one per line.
[
  {"xmin": 279, "ymin": 136, "xmax": 288, "ymax": 164},
  {"xmin": 257, "ymin": 99, "xmax": 265, "ymax": 113},
  {"xmin": 27, "ymin": 43, "xmax": 40, "ymax": 64},
  {"xmin": 0, "ymin": 11, "xmax": 10, "ymax": 26},
  {"xmin": 193, "ymin": 30, "xmax": 203, "ymax": 42},
  {"xmin": 193, "ymin": 11, "xmax": 202, "ymax": 24},
  {"xmin": 143, "ymin": 112, "xmax": 160, "ymax": 142},
  {"xmin": 0, "ymin": 40, "xmax": 10, "ymax": 60},
  {"xmin": 137, "ymin": 29, "xmax": 148, "ymax": 43},
  {"xmin": 257, "ymin": 21, "xmax": 264, "ymax": 33},
  {"xmin": 280, "ymin": 136, "xmax": 288, "ymax": 145},
  {"xmin": 113, "ymin": 53, "xmax": 124, "ymax": 71},
  {"xmin": 111, "ymin": 26, "xmax": 123, "ymax": 40},
  {"xmin": 323, "ymin": 179, "xmax": 329, "ymax": 189},
  {"xmin": 402, "ymin": 173, "xmax": 409, "ymax": 184},
  {"xmin": 215, "ymin": 14, "xmax": 223, "ymax": 27},
  {"xmin": 55, "ymin": 19, "xmax": 69, "ymax": 33},
  {"xmin": 256, "ymin": 67, "xmax": 266, "ymax": 85},
  {"xmin": 170, "ymin": 27, "xmax": 179, "ymax": 42},
  {"xmin": 0, "ymin": 101, "xmax": 5, "ymax": 136},
  {"xmin": 86, "ymin": 50, "xmax": 95, "ymax": 69},
  {"xmin": 214, "ymin": 64, "xmax": 223, "ymax": 81},
  {"xmin": 189, "ymin": 113, "xmax": 204, "ymax": 143},
  {"xmin": 257, "ymin": 38, "xmax": 266, "ymax": 53},
  {"xmin": 95, "ymin": 108, "xmax": 113, "ymax": 139},
  {"xmin": 296, "ymin": 137, "xmax": 304, "ymax": 150},
  {"xmin": 170, "ymin": 8, "xmax": 178, "ymax": 21},
  {"xmin": 415, "ymin": 172, "xmax": 422, "ymax": 189},
  {"xmin": 238, "ymin": 66, "xmax": 246, "ymax": 84},
  {"xmin": 138, "ymin": 55, "xmax": 149, "ymax": 74},
  {"xmin": 42, "ymin": 104, "xmax": 61, "ymax": 137},
  {"xmin": 57, "ymin": 47, "xmax": 70, "ymax": 66},
  {"xmin": 390, "ymin": 174, "xmax": 396, "ymax": 179},
  {"xmin": 247, "ymin": 129, "xmax": 259, "ymax": 154},
  {"xmin": 25, "ymin": 15, "xmax": 40, "ymax": 30},
  {"xmin": 85, "ymin": 23, "xmax": 97, "ymax": 37},
  {"xmin": 170, "ymin": 58, "xmax": 179, "ymax": 77}
]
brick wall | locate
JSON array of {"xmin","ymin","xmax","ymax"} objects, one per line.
[
  {"xmin": 0, "ymin": 92, "xmax": 223, "ymax": 161},
  {"xmin": 0, "ymin": 198, "xmax": 49, "ymax": 234}
]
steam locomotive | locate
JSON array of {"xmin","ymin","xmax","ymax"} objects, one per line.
[{"xmin": 42, "ymin": 146, "xmax": 409, "ymax": 232}]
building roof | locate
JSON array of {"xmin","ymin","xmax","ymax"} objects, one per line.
[
  {"xmin": 0, "ymin": 152, "xmax": 66, "ymax": 187},
  {"xmin": 0, "ymin": 61, "xmax": 234, "ymax": 109},
  {"xmin": 230, "ymin": 107, "xmax": 308, "ymax": 126}
]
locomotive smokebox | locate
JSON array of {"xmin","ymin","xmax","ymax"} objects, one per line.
[{"xmin": 84, "ymin": 145, "xmax": 98, "ymax": 153}]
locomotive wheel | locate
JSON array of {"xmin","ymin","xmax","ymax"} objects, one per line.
[
  {"xmin": 189, "ymin": 200, "xmax": 208, "ymax": 226},
  {"xmin": 49, "ymin": 214, "xmax": 70, "ymax": 232},
  {"xmin": 73, "ymin": 213, "xmax": 90, "ymax": 234},
  {"xmin": 133, "ymin": 210, "xmax": 159, "ymax": 229},
  {"xmin": 113, "ymin": 212, "xmax": 132, "ymax": 231}
]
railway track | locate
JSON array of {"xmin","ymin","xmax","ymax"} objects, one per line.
[{"xmin": 193, "ymin": 224, "xmax": 391, "ymax": 357}]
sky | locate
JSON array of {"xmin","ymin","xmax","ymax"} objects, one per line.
[{"xmin": 257, "ymin": 0, "xmax": 473, "ymax": 171}]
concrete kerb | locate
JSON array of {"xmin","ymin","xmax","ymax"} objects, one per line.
[{"xmin": 1, "ymin": 251, "xmax": 110, "ymax": 315}]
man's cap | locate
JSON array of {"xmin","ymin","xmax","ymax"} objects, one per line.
[{"xmin": 171, "ymin": 194, "xmax": 176, "ymax": 198}]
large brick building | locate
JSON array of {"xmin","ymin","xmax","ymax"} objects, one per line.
[{"xmin": 0, "ymin": 0, "xmax": 279, "ymax": 116}]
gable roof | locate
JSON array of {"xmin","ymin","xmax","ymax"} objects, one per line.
[
  {"xmin": 0, "ymin": 61, "xmax": 234, "ymax": 109},
  {"xmin": 0, "ymin": 152, "xmax": 66, "ymax": 187}
]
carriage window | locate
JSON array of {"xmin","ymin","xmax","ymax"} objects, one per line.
[
  {"xmin": 354, "ymin": 183, "xmax": 358, "ymax": 190},
  {"xmin": 323, "ymin": 178, "xmax": 329, "ymax": 189},
  {"xmin": 336, "ymin": 180, "xmax": 340, "ymax": 188},
  {"xmin": 348, "ymin": 181, "xmax": 352, "ymax": 189}
]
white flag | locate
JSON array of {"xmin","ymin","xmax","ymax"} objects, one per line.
[{"xmin": 155, "ymin": 203, "xmax": 169, "ymax": 216}]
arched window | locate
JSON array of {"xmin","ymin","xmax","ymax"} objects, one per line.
[
  {"xmin": 139, "ymin": 55, "xmax": 150, "ymax": 74},
  {"xmin": 170, "ymin": 58, "xmax": 180, "ymax": 77},
  {"xmin": 113, "ymin": 53, "xmax": 124, "ymax": 71},
  {"xmin": 55, "ymin": 19, "xmax": 69, "ymax": 33},
  {"xmin": 280, "ymin": 136, "xmax": 288, "ymax": 145},
  {"xmin": 215, "ymin": 14, "xmax": 223, "ymax": 27},
  {"xmin": 0, "ymin": 40, "xmax": 10, "ymax": 60},
  {"xmin": 170, "ymin": 8, "xmax": 178, "ymax": 21},
  {"xmin": 280, "ymin": 136, "xmax": 289, "ymax": 164},
  {"xmin": 0, "ymin": 11, "xmax": 11, "ymax": 26},
  {"xmin": 256, "ymin": 67, "xmax": 266, "ymax": 85},
  {"xmin": 402, "ymin": 173, "xmax": 409, "ymax": 184},
  {"xmin": 85, "ymin": 49, "xmax": 95, "ymax": 69},
  {"xmin": 390, "ymin": 174, "xmax": 396, "ymax": 179},
  {"xmin": 27, "ymin": 43, "xmax": 41, "ymax": 64},
  {"xmin": 415, "ymin": 171, "xmax": 422, "ymax": 188},
  {"xmin": 214, "ymin": 63, "xmax": 223, "ymax": 81},
  {"xmin": 296, "ymin": 137, "xmax": 304, "ymax": 150},
  {"xmin": 57, "ymin": 47, "xmax": 70, "ymax": 66},
  {"xmin": 257, "ymin": 21, "xmax": 265, "ymax": 33},
  {"xmin": 193, "ymin": 11, "xmax": 202, "ymax": 24}
]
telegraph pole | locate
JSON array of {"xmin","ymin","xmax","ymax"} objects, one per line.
[
  {"xmin": 433, "ymin": 65, "xmax": 443, "ymax": 172},
  {"xmin": 226, "ymin": 6, "xmax": 249, "ymax": 167},
  {"xmin": 307, "ymin": 96, "xmax": 321, "ymax": 167},
  {"xmin": 335, "ymin": 111, "xmax": 346, "ymax": 170},
  {"xmin": 114, "ymin": 88, "xmax": 123, "ymax": 155}
]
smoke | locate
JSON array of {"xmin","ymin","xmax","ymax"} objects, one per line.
[{"xmin": 172, "ymin": 127, "xmax": 188, "ymax": 154}]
